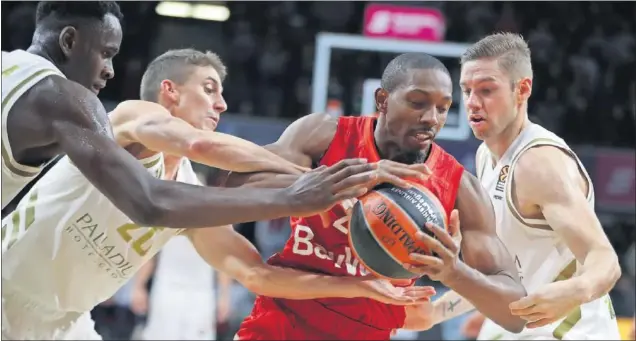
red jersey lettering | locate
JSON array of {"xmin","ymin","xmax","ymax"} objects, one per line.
[{"xmin": 266, "ymin": 116, "xmax": 465, "ymax": 332}]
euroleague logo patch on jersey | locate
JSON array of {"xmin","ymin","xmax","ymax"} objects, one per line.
[{"xmin": 496, "ymin": 165, "xmax": 510, "ymax": 192}]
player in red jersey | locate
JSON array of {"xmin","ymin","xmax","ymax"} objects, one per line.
[{"xmin": 210, "ymin": 53, "xmax": 527, "ymax": 340}]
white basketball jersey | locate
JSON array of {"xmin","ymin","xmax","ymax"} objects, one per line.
[
  {"xmin": 475, "ymin": 123, "xmax": 620, "ymax": 340},
  {"xmin": 1, "ymin": 50, "xmax": 66, "ymax": 209},
  {"xmin": 153, "ymin": 235, "xmax": 214, "ymax": 292},
  {"xmin": 1, "ymin": 154, "xmax": 197, "ymax": 321},
  {"xmin": 145, "ymin": 234, "xmax": 217, "ymax": 340}
]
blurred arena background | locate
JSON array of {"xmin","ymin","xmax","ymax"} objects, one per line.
[{"xmin": 2, "ymin": 1, "xmax": 634, "ymax": 340}]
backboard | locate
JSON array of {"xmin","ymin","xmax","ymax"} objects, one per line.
[{"xmin": 311, "ymin": 33, "xmax": 472, "ymax": 142}]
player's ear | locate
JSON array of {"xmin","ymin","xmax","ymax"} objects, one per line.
[
  {"xmin": 159, "ymin": 79, "xmax": 180, "ymax": 103},
  {"xmin": 58, "ymin": 26, "xmax": 77, "ymax": 59},
  {"xmin": 374, "ymin": 88, "xmax": 389, "ymax": 114},
  {"xmin": 516, "ymin": 77, "xmax": 532, "ymax": 103}
]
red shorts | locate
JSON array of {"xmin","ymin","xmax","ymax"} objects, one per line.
[{"xmin": 235, "ymin": 296, "xmax": 405, "ymax": 340}]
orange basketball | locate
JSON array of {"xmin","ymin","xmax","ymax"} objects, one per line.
[{"xmin": 348, "ymin": 182, "xmax": 448, "ymax": 280}]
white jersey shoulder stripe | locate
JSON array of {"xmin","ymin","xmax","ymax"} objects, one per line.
[
  {"xmin": 1, "ymin": 189, "xmax": 38, "ymax": 253},
  {"xmin": 1, "ymin": 67, "xmax": 62, "ymax": 177}
]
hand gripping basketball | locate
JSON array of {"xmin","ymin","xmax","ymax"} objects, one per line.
[
  {"xmin": 404, "ymin": 209, "xmax": 463, "ymax": 282},
  {"xmin": 371, "ymin": 160, "xmax": 432, "ymax": 188},
  {"xmin": 328, "ymin": 159, "xmax": 432, "ymax": 192},
  {"xmin": 285, "ymin": 158, "xmax": 433, "ymax": 219},
  {"xmin": 285, "ymin": 159, "xmax": 380, "ymax": 217}
]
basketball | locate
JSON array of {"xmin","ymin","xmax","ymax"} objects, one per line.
[{"xmin": 348, "ymin": 182, "xmax": 448, "ymax": 280}]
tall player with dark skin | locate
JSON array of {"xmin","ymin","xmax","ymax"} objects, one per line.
[
  {"xmin": 213, "ymin": 54, "xmax": 527, "ymax": 333},
  {"xmin": 3, "ymin": 2, "xmax": 386, "ymax": 228}
]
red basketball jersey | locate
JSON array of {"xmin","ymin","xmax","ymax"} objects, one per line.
[{"xmin": 265, "ymin": 116, "xmax": 465, "ymax": 333}]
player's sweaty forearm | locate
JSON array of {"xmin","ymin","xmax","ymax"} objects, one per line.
[
  {"xmin": 228, "ymin": 172, "xmax": 300, "ymax": 189},
  {"xmin": 565, "ymin": 247, "xmax": 620, "ymax": 303},
  {"xmin": 206, "ymin": 168, "xmax": 300, "ymax": 189},
  {"xmin": 186, "ymin": 226, "xmax": 359, "ymax": 300},
  {"xmin": 241, "ymin": 265, "xmax": 361, "ymax": 300},
  {"xmin": 186, "ymin": 131, "xmax": 308, "ymax": 175},
  {"xmin": 112, "ymin": 100, "xmax": 308, "ymax": 176},
  {"xmin": 148, "ymin": 182, "xmax": 301, "ymax": 227}
]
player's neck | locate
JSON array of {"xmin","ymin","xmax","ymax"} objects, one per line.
[
  {"xmin": 26, "ymin": 44, "xmax": 61, "ymax": 69},
  {"xmin": 373, "ymin": 117, "xmax": 396, "ymax": 159},
  {"xmin": 485, "ymin": 113, "xmax": 530, "ymax": 162}
]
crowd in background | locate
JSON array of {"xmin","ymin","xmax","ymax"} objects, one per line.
[
  {"xmin": 2, "ymin": 1, "xmax": 634, "ymax": 340},
  {"xmin": 2, "ymin": 2, "xmax": 634, "ymax": 148},
  {"xmin": 217, "ymin": 2, "xmax": 635, "ymax": 148}
]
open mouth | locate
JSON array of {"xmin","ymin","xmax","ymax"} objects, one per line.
[{"xmin": 469, "ymin": 115, "xmax": 486, "ymax": 124}]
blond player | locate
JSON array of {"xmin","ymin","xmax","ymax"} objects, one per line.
[
  {"xmin": 406, "ymin": 33, "xmax": 622, "ymax": 340},
  {"xmin": 1, "ymin": 49, "xmax": 432, "ymax": 340}
]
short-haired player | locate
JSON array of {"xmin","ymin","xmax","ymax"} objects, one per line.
[{"xmin": 424, "ymin": 33, "xmax": 621, "ymax": 340}]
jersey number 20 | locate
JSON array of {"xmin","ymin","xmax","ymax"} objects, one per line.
[{"xmin": 117, "ymin": 224, "xmax": 164, "ymax": 257}]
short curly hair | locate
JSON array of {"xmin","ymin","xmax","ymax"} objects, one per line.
[
  {"xmin": 35, "ymin": 1, "xmax": 123, "ymax": 25},
  {"xmin": 381, "ymin": 53, "xmax": 450, "ymax": 93}
]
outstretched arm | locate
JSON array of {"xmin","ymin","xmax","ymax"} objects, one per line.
[
  {"xmin": 205, "ymin": 112, "xmax": 338, "ymax": 187},
  {"xmin": 210, "ymin": 169, "xmax": 300, "ymax": 189},
  {"xmin": 40, "ymin": 78, "xmax": 375, "ymax": 228},
  {"xmin": 185, "ymin": 226, "xmax": 435, "ymax": 304},
  {"xmin": 507, "ymin": 146, "xmax": 620, "ymax": 327},
  {"xmin": 185, "ymin": 226, "xmax": 361, "ymax": 299},
  {"xmin": 112, "ymin": 100, "xmax": 307, "ymax": 175}
]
